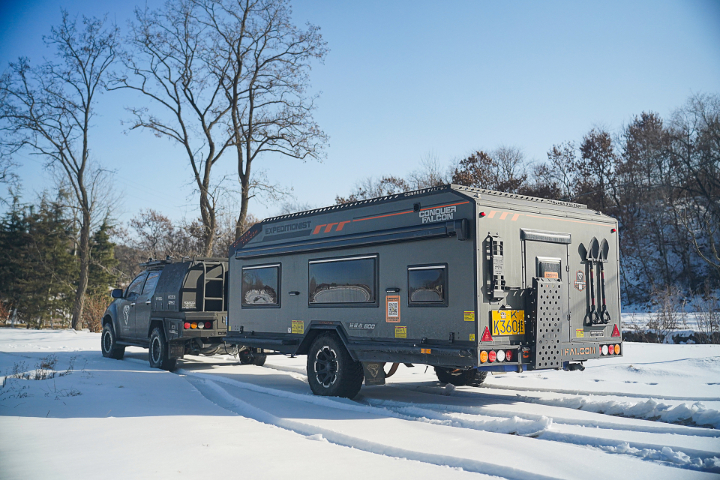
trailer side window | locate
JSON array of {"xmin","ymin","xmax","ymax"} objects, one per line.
[
  {"xmin": 408, "ymin": 265, "xmax": 447, "ymax": 306},
  {"xmin": 308, "ymin": 256, "xmax": 376, "ymax": 305},
  {"xmin": 242, "ymin": 265, "xmax": 280, "ymax": 306}
]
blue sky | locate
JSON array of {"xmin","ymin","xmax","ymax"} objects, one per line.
[{"xmin": 1, "ymin": 0, "xmax": 719, "ymax": 225}]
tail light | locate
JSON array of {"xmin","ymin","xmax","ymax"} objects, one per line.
[
  {"xmin": 191, "ymin": 322, "xmax": 197, "ymax": 329},
  {"xmin": 198, "ymin": 322, "xmax": 204, "ymax": 329},
  {"xmin": 601, "ymin": 345, "xmax": 608, "ymax": 355},
  {"xmin": 496, "ymin": 350, "xmax": 506, "ymax": 362},
  {"xmin": 488, "ymin": 350, "xmax": 497, "ymax": 363},
  {"xmin": 480, "ymin": 351, "xmax": 488, "ymax": 363},
  {"xmin": 205, "ymin": 322, "xmax": 212, "ymax": 329},
  {"xmin": 614, "ymin": 344, "xmax": 620, "ymax": 355},
  {"xmin": 184, "ymin": 322, "xmax": 190, "ymax": 329},
  {"xmin": 505, "ymin": 350, "xmax": 513, "ymax": 362}
]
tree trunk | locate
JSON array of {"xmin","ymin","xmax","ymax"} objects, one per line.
[{"xmin": 71, "ymin": 211, "xmax": 91, "ymax": 330}]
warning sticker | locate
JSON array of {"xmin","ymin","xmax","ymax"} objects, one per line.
[
  {"xmin": 386, "ymin": 295, "xmax": 401, "ymax": 323},
  {"xmin": 395, "ymin": 326, "xmax": 407, "ymax": 339},
  {"xmin": 464, "ymin": 311, "xmax": 475, "ymax": 322},
  {"xmin": 544, "ymin": 272, "xmax": 559, "ymax": 279},
  {"xmin": 576, "ymin": 328, "xmax": 584, "ymax": 338},
  {"xmin": 291, "ymin": 320, "xmax": 304, "ymax": 335},
  {"xmin": 469, "ymin": 333, "xmax": 476, "ymax": 341}
]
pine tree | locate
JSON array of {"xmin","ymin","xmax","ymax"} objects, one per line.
[{"xmin": 88, "ymin": 219, "xmax": 119, "ymax": 296}]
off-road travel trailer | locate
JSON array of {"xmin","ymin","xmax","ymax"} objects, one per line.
[{"xmin": 224, "ymin": 185, "xmax": 623, "ymax": 398}]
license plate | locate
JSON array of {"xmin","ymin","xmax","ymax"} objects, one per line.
[{"xmin": 491, "ymin": 310, "xmax": 525, "ymax": 336}]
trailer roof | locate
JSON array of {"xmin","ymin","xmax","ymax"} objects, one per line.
[{"xmin": 263, "ymin": 184, "xmax": 587, "ymax": 224}]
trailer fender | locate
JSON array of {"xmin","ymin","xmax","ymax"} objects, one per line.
[{"xmin": 296, "ymin": 323, "xmax": 357, "ymax": 361}]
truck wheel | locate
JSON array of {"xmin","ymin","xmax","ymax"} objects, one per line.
[
  {"xmin": 149, "ymin": 327, "xmax": 177, "ymax": 371},
  {"xmin": 307, "ymin": 333, "xmax": 363, "ymax": 399},
  {"xmin": 101, "ymin": 323, "xmax": 125, "ymax": 359},
  {"xmin": 434, "ymin": 367, "xmax": 481, "ymax": 386}
]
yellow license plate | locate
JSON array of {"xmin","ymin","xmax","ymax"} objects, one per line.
[{"xmin": 492, "ymin": 310, "xmax": 525, "ymax": 336}]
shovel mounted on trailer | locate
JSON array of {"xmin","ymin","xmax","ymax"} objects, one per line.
[
  {"xmin": 584, "ymin": 237, "xmax": 602, "ymax": 325},
  {"xmin": 598, "ymin": 238, "xmax": 611, "ymax": 324}
]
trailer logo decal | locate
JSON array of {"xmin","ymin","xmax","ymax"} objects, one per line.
[
  {"xmin": 395, "ymin": 326, "xmax": 407, "ymax": 338},
  {"xmin": 291, "ymin": 320, "xmax": 304, "ymax": 335},
  {"xmin": 122, "ymin": 305, "xmax": 130, "ymax": 325},
  {"xmin": 563, "ymin": 346, "xmax": 596, "ymax": 356},
  {"xmin": 386, "ymin": 295, "xmax": 401, "ymax": 322},
  {"xmin": 348, "ymin": 322, "xmax": 375, "ymax": 330},
  {"xmin": 311, "ymin": 221, "xmax": 351, "ymax": 235},
  {"xmin": 419, "ymin": 205, "xmax": 456, "ymax": 224},
  {"xmin": 574, "ymin": 271, "xmax": 586, "ymax": 291}
]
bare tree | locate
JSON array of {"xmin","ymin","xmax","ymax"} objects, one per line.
[
  {"xmin": 113, "ymin": 1, "xmax": 233, "ymax": 256},
  {"xmin": 0, "ymin": 11, "xmax": 118, "ymax": 330},
  {"xmin": 196, "ymin": 0, "xmax": 328, "ymax": 238}
]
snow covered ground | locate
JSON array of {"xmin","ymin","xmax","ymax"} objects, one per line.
[{"xmin": 1, "ymin": 328, "xmax": 719, "ymax": 479}]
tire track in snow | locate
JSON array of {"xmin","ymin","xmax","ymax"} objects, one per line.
[
  {"xmin": 480, "ymin": 383, "xmax": 717, "ymax": 402},
  {"xmin": 184, "ymin": 375, "xmax": 562, "ymax": 480},
  {"xmin": 388, "ymin": 382, "xmax": 720, "ymax": 431},
  {"xmin": 359, "ymin": 398, "xmax": 720, "ymax": 473},
  {"xmin": 180, "ymin": 370, "xmax": 720, "ymax": 475}
]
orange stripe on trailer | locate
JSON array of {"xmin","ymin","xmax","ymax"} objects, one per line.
[
  {"xmin": 511, "ymin": 213, "xmax": 520, "ymax": 221},
  {"xmin": 336, "ymin": 221, "xmax": 351, "ymax": 231},
  {"xmin": 312, "ymin": 224, "xmax": 326, "ymax": 234},
  {"xmin": 324, "ymin": 223, "xmax": 338, "ymax": 233},
  {"xmin": 499, "ymin": 212, "xmax": 509, "ymax": 220},
  {"xmin": 487, "ymin": 211, "xmax": 497, "ymax": 218},
  {"xmin": 524, "ymin": 214, "xmax": 615, "ymax": 227},
  {"xmin": 353, "ymin": 210, "xmax": 414, "ymax": 222}
]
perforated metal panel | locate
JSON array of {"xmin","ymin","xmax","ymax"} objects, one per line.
[{"xmin": 533, "ymin": 278, "xmax": 564, "ymax": 369}]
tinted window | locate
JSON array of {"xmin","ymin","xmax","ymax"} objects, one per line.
[
  {"xmin": 242, "ymin": 265, "xmax": 279, "ymax": 306},
  {"xmin": 408, "ymin": 266, "xmax": 446, "ymax": 305},
  {"xmin": 126, "ymin": 273, "xmax": 148, "ymax": 299},
  {"xmin": 309, "ymin": 256, "xmax": 376, "ymax": 304},
  {"xmin": 143, "ymin": 271, "xmax": 161, "ymax": 295}
]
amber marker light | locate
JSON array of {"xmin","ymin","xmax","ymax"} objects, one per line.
[
  {"xmin": 191, "ymin": 322, "xmax": 197, "ymax": 329},
  {"xmin": 614, "ymin": 344, "xmax": 621, "ymax": 355},
  {"xmin": 480, "ymin": 351, "xmax": 488, "ymax": 363}
]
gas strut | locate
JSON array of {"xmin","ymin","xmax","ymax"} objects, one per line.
[{"xmin": 598, "ymin": 238, "xmax": 611, "ymax": 324}]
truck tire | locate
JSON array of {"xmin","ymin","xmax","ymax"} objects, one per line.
[
  {"xmin": 101, "ymin": 323, "xmax": 125, "ymax": 359},
  {"xmin": 307, "ymin": 333, "xmax": 363, "ymax": 399},
  {"xmin": 149, "ymin": 327, "xmax": 177, "ymax": 371},
  {"xmin": 434, "ymin": 367, "xmax": 486, "ymax": 386}
]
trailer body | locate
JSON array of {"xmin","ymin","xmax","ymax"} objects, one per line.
[{"xmin": 224, "ymin": 185, "xmax": 622, "ymax": 396}]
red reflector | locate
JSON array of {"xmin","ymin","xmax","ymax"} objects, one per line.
[
  {"xmin": 505, "ymin": 350, "xmax": 513, "ymax": 361},
  {"xmin": 205, "ymin": 322, "xmax": 212, "ymax": 329},
  {"xmin": 481, "ymin": 327, "xmax": 493, "ymax": 342},
  {"xmin": 480, "ymin": 212, "xmax": 486, "ymax": 217},
  {"xmin": 611, "ymin": 325, "xmax": 620, "ymax": 337},
  {"xmin": 184, "ymin": 322, "xmax": 190, "ymax": 329},
  {"xmin": 488, "ymin": 350, "xmax": 497, "ymax": 362},
  {"xmin": 611, "ymin": 228, "xmax": 617, "ymax": 233}
]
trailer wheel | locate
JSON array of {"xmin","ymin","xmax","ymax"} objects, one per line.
[
  {"xmin": 149, "ymin": 327, "xmax": 177, "ymax": 371},
  {"xmin": 307, "ymin": 333, "xmax": 363, "ymax": 398},
  {"xmin": 101, "ymin": 323, "xmax": 125, "ymax": 359},
  {"xmin": 434, "ymin": 367, "xmax": 484, "ymax": 386},
  {"xmin": 238, "ymin": 349, "xmax": 267, "ymax": 366}
]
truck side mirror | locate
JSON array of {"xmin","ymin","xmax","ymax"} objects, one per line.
[{"xmin": 111, "ymin": 288, "xmax": 124, "ymax": 299}]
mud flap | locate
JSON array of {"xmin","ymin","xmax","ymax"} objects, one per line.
[
  {"xmin": 168, "ymin": 342, "xmax": 185, "ymax": 360},
  {"xmin": 362, "ymin": 362, "xmax": 386, "ymax": 385},
  {"xmin": 529, "ymin": 278, "xmax": 566, "ymax": 369}
]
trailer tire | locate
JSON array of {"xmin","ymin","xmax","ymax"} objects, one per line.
[
  {"xmin": 238, "ymin": 349, "xmax": 267, "ymax": 366},
  {"xmin": 307, "ymin": 333, "xmax": 363, "ymax": 399},
  {"xmin": 101, "ymin": 323, "xmax": 125, "ymax": 360},
  {"xmin": 149, "ymin": 327, "xmax": 176, "ymax": 371},
  {"xmin": 434, "ymin": 367, "xmax": 482, "ymax": 386}
]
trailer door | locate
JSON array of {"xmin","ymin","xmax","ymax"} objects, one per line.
[{"xmin": 522, "ymin": 231, "xmax": 571, "ymax": 343}]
